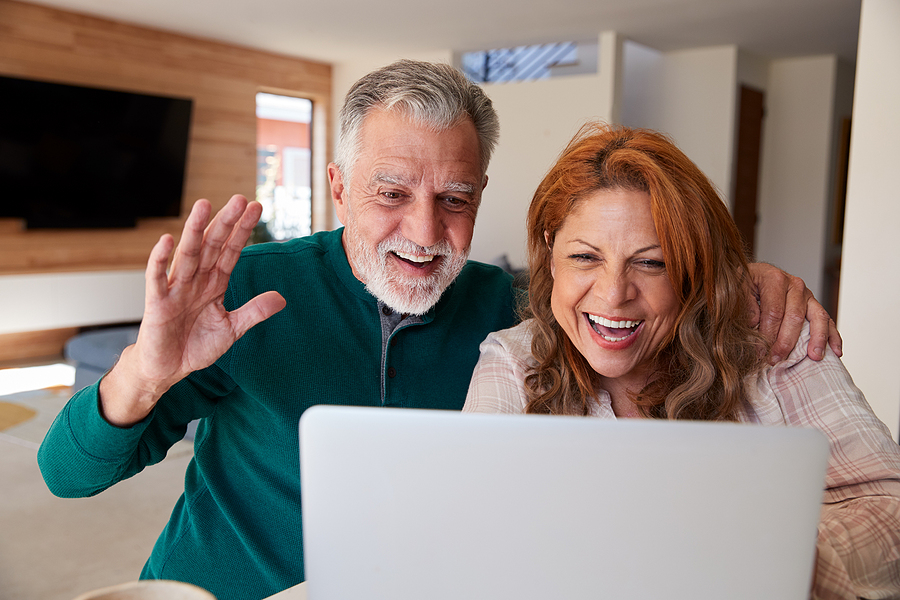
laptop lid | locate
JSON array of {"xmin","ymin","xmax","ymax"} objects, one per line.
[{"xmin": 299, "ymin": 405, "xmax": 829, "ymax": 600}]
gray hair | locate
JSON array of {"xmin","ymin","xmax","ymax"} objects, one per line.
[{"xmin": 334, "ymin": 59, "xmax": 500, "ymax": 186}]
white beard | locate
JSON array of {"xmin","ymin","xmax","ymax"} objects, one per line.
[{"xmin": 345, "ymin": 227, "xmax": 469, "ymax": 315}]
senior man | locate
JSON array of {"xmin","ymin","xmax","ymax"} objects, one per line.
[{"xmin": 38, "ymin": 60, "xmax": 839, "ymax": 600}]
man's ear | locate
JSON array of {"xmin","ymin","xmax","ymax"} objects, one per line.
[{"xmin": 328, "ymin": 163, "xmax": 348, "ymax": 225}]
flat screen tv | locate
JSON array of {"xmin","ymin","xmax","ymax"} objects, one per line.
[{"xmin": 0, "ymin": 74, "xmax": 193, "ymax": 228}]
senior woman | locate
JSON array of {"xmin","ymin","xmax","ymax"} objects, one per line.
[{"xmin": 463, "ymin": 123, "xmax": 900, "ymax": 599}]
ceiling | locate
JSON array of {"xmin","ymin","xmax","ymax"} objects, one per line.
[{"xmin": 23, "ymin": 0, "xmax": 861, "ymax": 66}]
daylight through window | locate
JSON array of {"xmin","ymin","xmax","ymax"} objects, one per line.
[
  {"xmin": 256, "ymin": 93, "xmax": 313, "ymax": 241},
  {"xmin": 461, "ymin": 41, "xmax": 596, "ymax": 84}
]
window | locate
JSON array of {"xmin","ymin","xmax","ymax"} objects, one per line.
[
  {"xmin": 256, "ymin": 93, "xmax": 313, "ymax": 241},
  {"xmin": 460, "ymin": 40, "xmax": 597, "ymax": 84}
]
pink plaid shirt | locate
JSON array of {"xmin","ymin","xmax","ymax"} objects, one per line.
[{"xmin": 464, "ymin": 320, "xmax": 900, "ymax": 599}]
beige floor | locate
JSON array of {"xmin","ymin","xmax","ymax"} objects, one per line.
[{"xmin": 0, "ymin": 385, "xmax": 193, "ymax": 600}]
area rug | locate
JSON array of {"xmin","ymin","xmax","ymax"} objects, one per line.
[
  {"xmin": 0, "ymin": 400, "xmax": 37, "ymax": 431},
  {"xmin": 0, "ymin": 386, "xmax": 72, "ymax": 445}
]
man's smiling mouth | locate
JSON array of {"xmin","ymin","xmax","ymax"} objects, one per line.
[
  {"xmin": 393, "ymin": 250, "xmax": 438, "ymax": 268},
  {"xmin": 587, "ymin": 314, "xmax": 643, "ymax": 342}
]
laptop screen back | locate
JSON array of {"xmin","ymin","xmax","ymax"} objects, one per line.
[{"xmin": 300, "ymin": 406, "xmax": 828, "ymax": 600}]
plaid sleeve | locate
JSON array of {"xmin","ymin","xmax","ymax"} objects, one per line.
[
  {"xmin": 759, "ymin": 324, "xmax": 900, "ymax": 599},
  {"xmin": 462, "ymin": 323, "xmax": 534, "ymax": 415}
]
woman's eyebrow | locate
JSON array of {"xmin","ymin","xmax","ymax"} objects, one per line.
[
  {"xmin": 564, "ymin": 240, "xmax": 662, "ymax": 255},
  {"xmin": 568, "ymin": 238, "xmax": 600, "ymax": 252}
]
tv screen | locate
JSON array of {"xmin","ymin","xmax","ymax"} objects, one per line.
[{"xmin": 0, "ymin": 75, "xmax": 193, "ymax": 228}]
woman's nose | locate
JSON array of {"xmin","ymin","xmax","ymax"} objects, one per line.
[{"xmin": 593, "ymin": 269, "xmax": 636, "ymax": 307}]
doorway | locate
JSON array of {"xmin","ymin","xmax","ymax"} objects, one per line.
[{"xmin": 732, "ymin": 85, "xmax": 765, "ymax": 259}]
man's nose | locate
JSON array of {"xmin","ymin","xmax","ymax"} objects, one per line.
[{"xmin": 401, "ymin": 200, "xmax": 444, "ymax": 249}]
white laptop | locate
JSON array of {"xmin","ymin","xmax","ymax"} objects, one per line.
[{"xmin": 299, "ymin": 405, "xmax": 829, "ymax": 600}]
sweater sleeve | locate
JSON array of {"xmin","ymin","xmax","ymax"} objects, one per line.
[
  {"xmin": 756, "ymin": 325, "xmax": 900, "ymax": 599},
  {"xmin": 37, "ymin": 364, "xmax": 226, "ymax": 498},
  {"xmin": 37, "ymin": 380, "xmax": 160, "ymax": 498}
]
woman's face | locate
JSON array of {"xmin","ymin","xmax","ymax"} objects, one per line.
[{"xmin": 549, "ymin": 188, "xmax": 680, "ymax": 391}]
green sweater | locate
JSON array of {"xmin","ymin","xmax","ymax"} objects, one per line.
[{"xmin": 38, "ymin": 228, "xmax": 518, "ymax": 600}]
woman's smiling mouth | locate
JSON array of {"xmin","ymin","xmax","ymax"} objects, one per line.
[{"xmin": 586, "ymin": 314, "xmax": 644, "ymax": 342}]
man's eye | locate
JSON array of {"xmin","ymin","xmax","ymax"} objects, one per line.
[
  {"xmin": 381, "ymin": 191, "xmax": 403, "ymax": 200},
  {"xmin": 442, "ymin": 196, "xmax": 468, "ymax": 208}
]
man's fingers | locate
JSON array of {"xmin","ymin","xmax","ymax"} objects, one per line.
[
  {"xmin": 229, "ymin": 291, "xmax": 287, "ymax": 340},
  {"xmin": 217, "ymin": 201, "xmax": 263, "ymax": 277},
  {"xmin": 169, "ymin": 199, "xmax": 213, "ymax": 283},
  {"xmin": 828, "ymin": 321, "xmax": 843, "ymax": 357},
  {"xmin": 146, "ymin": 233, "xmax": 175, "ymax": 301},
  {"xmin": 766, "ymin": 276, "xmax": 807, "ymax": 364},
  {"xmin": 197, "ymin": 195, "xmax": 250, "ymax": 273},
  {"xmin": 750, "ymin": 263, "xmax": 788, "ymax": 345},
  {"xmin": 805, "ymin": 300, "xmax": 842, "ymax": 361},
  {"xmin": 806, "ymin": 316, "xmax": 828, "ymax": 362}
]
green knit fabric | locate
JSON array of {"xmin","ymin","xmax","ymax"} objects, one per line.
[{"xmin": 37, "ymin": 228, "xmax": 518, "ymax": 600}]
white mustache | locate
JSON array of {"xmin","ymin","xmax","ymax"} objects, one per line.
[{"xmin": 377, "ymin": 235, "xmax": 452, "ymax": 260}]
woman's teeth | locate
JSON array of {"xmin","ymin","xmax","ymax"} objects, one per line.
[
  {"xmin": 588, "ymin": 315, "xmax": 641, "ymax": 329},
  {"xmin": 587, "ymin": 314, "xmax": 643, "ymax": 342}
]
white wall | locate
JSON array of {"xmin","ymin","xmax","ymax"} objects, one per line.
[
  {"xmin": 755, "ymin": 56, "xmax": 841, "ymax": 302},
  {"xmin": 736, "ymin": 50, "xmax": 769, "ymax": 93},
  {"xmin": 329, "ymin": 50, "xmax": 455, "ymax": 230},
  {"xmin": 0, "ymin": 271, "xmax": 144, "ymax": 335},
  {"xmin": 837, "ymin": 0, "xmax": 900, "ymax": 440},
  {"xmin": 8, "ymin": 26, "xmax": 871, "ymax": 374},
  {"xmin": 330, "ymin": 35, "xmax": 623, "ymax": 270},
  {"xmin": 659, "ymin": 46, "xmax": 739, "ymax": 203},
  {"xmin": 468, "ymin": 32, "xmax": 622, "ymax": 269},
  {"xmin": 623, "ymin": 44, "xmax": 739, "ymax": 208},
  {"xmin": 621, "ymin": 41, "xmax": 664, "ymax": 130},
  {"xmin": 468, "ymin": 33, "xmax": 620, "ymax": 269}
]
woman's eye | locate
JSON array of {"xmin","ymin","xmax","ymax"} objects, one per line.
[{"xmin": 638, "ymin": 259, "xmax": 666, "ymax": 269}]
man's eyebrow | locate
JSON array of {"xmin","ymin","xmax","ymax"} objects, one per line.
[
  {"xmin": 370, "ymin": 172, "xmax": 477, "ymax": 196},
  {"xmin": 443, "ymin": 181, "xmax": 477, "ymax": 195},
  {"xmin": 371, "ymin": 172, "xmax": 413, "ymax": 187}
]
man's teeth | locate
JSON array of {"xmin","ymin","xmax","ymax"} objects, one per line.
[
  {"xmin": 395, "ymin": 250, "xmax": 435, "ymax": 263},
  {"xmin": 587, "ymin": 315, "xmax": 642, "ymax": 329}
]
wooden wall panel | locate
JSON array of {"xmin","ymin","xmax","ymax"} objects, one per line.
[
  {"xmin": 0, "ymin": 327, "xmax": 78, "ymax": 363},
  {"xmin": 0, "ymin": 0, "xmax": 331, "ymax": 275}
]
